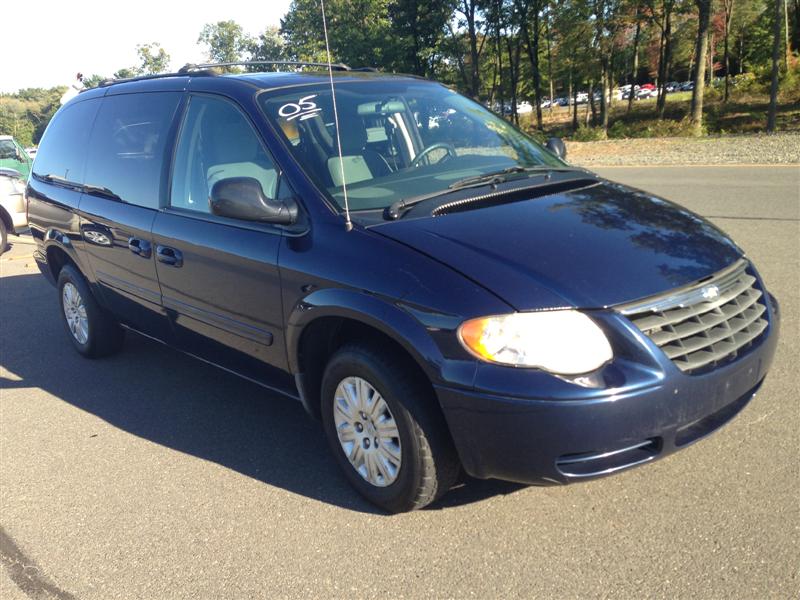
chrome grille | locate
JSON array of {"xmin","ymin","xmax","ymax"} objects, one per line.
[{"xmin": 619, "ymin": 259, "xmax": 768, "ymax": 374}]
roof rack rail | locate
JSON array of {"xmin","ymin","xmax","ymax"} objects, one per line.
[
  {"xmin": 178, "ymin": 61, "xmax": 352, "ymax": 73},
  {"xmin": 93, "ymin": 69, "xmax": 218, "ymax": 89}
]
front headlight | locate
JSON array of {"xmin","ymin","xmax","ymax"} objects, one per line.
[{"xmin": 458, "ymin": 310, "xmax": 613, "ymax": 375}]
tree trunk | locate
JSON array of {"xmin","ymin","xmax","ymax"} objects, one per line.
[
  {"xmin": 546, "ymin": 10, "xmax": 555, "ymax": 117},
  {"xmin": 496, "ymin": 10, "xmax": 505, "ymax": 116},
  {"xmin": 691, "ymin": 0, "xmax": 712, "ymax": 134},
  {"xmin": 588, "ymin": 78, "xmax": 597, "ymax": 126},
  {"xmin": 739, "ymin": 31, "xmax": 745, "ymax": 74},
  {"xmin": 506, "ymin": 35, "xmax": 522, "ymax": 125},
  {"xmin": 723, "ymin": 0, "xmax": 735, "ymax": 102},
  {"xmin": 455, "ymin": 0, "xmax": 482, "ymax": 98},
  {"xmin": 533, "ymin": 9, "xmax": 543, "ymax": 127},
  {"xmin": 569, "ymin": 66, "xmax": 578, "ymax": 130},
  {"xmin": 628, "ymin": 16, "xmax": 639, "ymax": 115},
  {"xmin": 656, "ymin": 23, "xmax": 665, "ymax": 92},
  {"xmin": 599, "ymin": 57, "xmax": 610, "ymax": 134},
  {"xmin": 657, "ymin": 7, "xmax": 674, "ymax": 118},
  {"xmin": 707, "ymin": 31, "xmax": 715, "ymax": 86},
  {"xmin": 520, "ymin": 0, "xmax": 543, "ymax": 129},
  {"xmin": 767, "ymin": 0, "xmax": 784, "ymax": 132},
  {"xmin": 784, "ymin": 0, "xmax": 790, "ymax": 69}
]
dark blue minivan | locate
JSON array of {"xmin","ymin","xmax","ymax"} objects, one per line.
[{"xmin": 26, "ymin": 65, "xmax": 780, "ymax": 512}]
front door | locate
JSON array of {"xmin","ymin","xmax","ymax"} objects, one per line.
[{"xmin": 151, "ymin": 93, "xmax": 292, "ymax": 390}]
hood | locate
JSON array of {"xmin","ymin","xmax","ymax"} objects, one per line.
[{"xmin": 372, "ymin": 180, "xmax": 742, "ymax": 310}]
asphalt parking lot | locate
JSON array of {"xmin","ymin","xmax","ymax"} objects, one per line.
[{"xmin": 1, "ymin": 165, "xmax": 798, "ymax": 599}]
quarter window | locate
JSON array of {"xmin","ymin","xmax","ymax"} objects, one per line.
[
  {"xmin": 84, "ymin": 92, "xmax": 181, "ymax": 209},
  {"xmin": 32, "ymin": 98, "xmax": 100, "ymax": 185},
  {"xmin": 170, "ymin": 95, "xmax": 279, "ymax": 214}
]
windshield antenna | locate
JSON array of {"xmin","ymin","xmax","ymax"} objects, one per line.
[{"xmin": 320, "ymin": 0, "xmax": 353, "ymax": 232}]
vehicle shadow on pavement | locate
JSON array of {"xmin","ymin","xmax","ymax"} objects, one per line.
[{"xmin": 0, "ymin": 273, "xmax": 528, "ymax": 514}]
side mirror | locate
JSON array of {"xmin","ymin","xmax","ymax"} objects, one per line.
[
  {"xmin": 209, "ymin": 177, "xmax": 297, "ymax": 225},
  {"xmin": 545, "ymin": 137, "xmax": 567, "ymax": 160}
]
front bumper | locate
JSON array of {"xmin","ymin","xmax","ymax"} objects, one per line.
[{"xmin": 437, "ymin": 295, "xmax": 780, "ymax": 485}]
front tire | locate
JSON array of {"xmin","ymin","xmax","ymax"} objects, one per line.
[
  {"xmin": 321, "ymin": 344, "xmax": 459, "ymax": 512},
  {"xmin": 57, "ymin": 264, "xmax": 124, "ymax": 358}
]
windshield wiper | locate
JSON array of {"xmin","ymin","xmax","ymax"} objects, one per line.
[
  {"xmin": 35, "ymin": 173, "xmax": 82, "ymax": 191},
  {"xmin": 384, "ymin": 166, "xmax": 585, "ymax": 220},
  {"xmin": 448, "ymin": 166, "xmax": 583, "ymax": 191}
]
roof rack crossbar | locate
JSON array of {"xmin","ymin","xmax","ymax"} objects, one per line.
[{"xmin": 178, "ymin": 61, "xmax": 351, "ymax": 73}]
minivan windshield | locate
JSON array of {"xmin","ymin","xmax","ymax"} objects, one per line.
[{"xmin": 258, "ymin": 80, "xmax": 565, "ymax": 212}]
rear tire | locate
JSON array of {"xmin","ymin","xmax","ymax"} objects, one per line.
[
  {"xmin": 57, "ymin": 264, "xmax": 124, "ymax": 358},
  {"xmin": 0, "ymin": 219, "xmax": 7, "ymax": 256},
  {"xmin": 321, "ymin": 343, "xmax": 460, "ymax": 513}
]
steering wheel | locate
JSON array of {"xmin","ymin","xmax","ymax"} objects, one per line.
[{"xmin": 409, "ymin": 142, "xmax": 457, "ymax": 168}]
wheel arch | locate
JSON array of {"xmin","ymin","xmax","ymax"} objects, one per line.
[
  {"xmin": 287, "ymin": 289, "xmax": 447, "ymax": 420},
  {"xmin": 41, "ymin": 230, "xmax": 90, "ymax": 283}
]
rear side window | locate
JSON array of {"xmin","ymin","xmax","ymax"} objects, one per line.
[
  {"xmin": 170, "ymin": 95, "xmax": 278, "ymax": 214},
  {"xmin": 32, "ymin": 99, "xmax": 100, "ymax": 184},
  {"xmin": 85, "ymin": 92, "xmax": 181, "ymax": 209}
]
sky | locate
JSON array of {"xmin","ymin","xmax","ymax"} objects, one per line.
[{"xmin": 0, "ymin": 0, "xmax": 292, "ymax": 93}]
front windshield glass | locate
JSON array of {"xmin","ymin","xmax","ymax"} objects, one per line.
[
  {"xmin": 258, "ymin": 80, "xmax": 565, "ymax": 212},
  {"xmin": 0, "ymin": 139, "xmax": 17, "ymax": 158}
]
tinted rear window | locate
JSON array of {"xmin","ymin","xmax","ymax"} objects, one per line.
[
  {"xmin": 84, "ymin": 92, "xmax": 181, "ymax": 209},
  {"xmin": 32, "ymin": 99, "xmax": 100, "ymax": 184}
]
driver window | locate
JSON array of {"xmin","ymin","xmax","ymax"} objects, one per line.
[{"xmin": 171, "ymin": 95, "xmax": 278, "ymax": 214}]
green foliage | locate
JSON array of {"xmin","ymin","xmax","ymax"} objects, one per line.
[
  {"xmin": 0, "ymin": 87, "xmax": 65, "ymax": 146},
  {"xmin": 281, "ymin": 0, "xmax": 395, "ymax": 68},
  {"xmin": 246, "ymin": 26, "xmax": 286, "ymax": 70},
  {"xmin": 570, "ymin": 125, "xmax": 608, "ymax": 141},
  {"xmin": 388, "ymin": 0, "xmax": 455, "ymax": 76},
  {"xmin": 82, "ymin": 74, "xmax": 107, "ymax": 88},
  {"xmin": 198, "ymin": 20, "xmax": 252, "ymax": 69},
  {"xmin": 779, "ymin": 61, "xmax": 800, "ymax": 100},
  {"xmin": 136, "ymin": 43, "xmax": 171, "ymax": 75},
  {"xmin": 4, "ymin": 0, "xmax": 797, "ymax": 143},
  {"xmin": 607, "ymin": 117, "xmax": 701, "ymax": 138},
  {"xmin": 113, "ymin": 68, "xmax": 137, "ymax": 80}
]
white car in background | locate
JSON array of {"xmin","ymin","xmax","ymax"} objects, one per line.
[
  {"xmin": 0, "ymin": 168, "xmax": 27, "ymax": 254},
  {"xmin": 516, "ymin": 101, "xmax": 533, "ymax": 114},
  {"xmin": 25, "ymin": 147, "xmax": 37, "ymax": 159}
]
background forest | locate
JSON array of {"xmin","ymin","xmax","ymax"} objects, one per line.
[{"xmin": 2, "ymin": 0, "xmax": 798, "ymax": 146}]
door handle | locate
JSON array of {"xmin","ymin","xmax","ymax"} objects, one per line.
[
  {"xmin": 128, "ymin": 237, "xmax": 152, "ymax": 258},
  {"xmin": 156, "ymin": 245, "xmax": 183, "ymax": 267}
]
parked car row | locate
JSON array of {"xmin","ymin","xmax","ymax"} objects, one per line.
[{"xmin": 538, "ymin": 80, "xmax": 696, "ymax": 108}]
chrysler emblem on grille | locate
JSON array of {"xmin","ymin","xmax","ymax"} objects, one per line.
[{"xmin": 701, "ymin": 285, "xmax": 720, "ymax": 300}]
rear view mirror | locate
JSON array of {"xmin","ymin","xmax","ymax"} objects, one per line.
[
  {"xmin": 209, "ymin": 177, "xmax": 297, "ymax": 225},
  {"xmin": 545, "ymin": 137, "xmax": 567, "ymax": 160}
]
